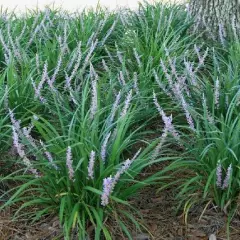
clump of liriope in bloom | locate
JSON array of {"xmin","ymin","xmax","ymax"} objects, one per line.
[{"xmin": 101, "ymin": 149, "xmax": 141, "ymax": 206}]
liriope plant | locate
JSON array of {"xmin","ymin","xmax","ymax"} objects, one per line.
[
  {"xmin": 0, "ymin": 56, "xmax": 171, "ymax": 239},
  {"xmin": 153, "ymin": 40, "xmax": 240, "ymax": 222}
]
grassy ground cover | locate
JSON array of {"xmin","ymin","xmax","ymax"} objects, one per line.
[{"xmin": 0, "ymin": 1, "xmax": 240, "ymax": 239}]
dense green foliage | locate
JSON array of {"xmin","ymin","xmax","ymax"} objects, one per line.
[{"xmin": 0, "ymin": 1, "xmax": 239, "ymax": 239}]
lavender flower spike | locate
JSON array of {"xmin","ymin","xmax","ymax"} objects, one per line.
[
  {"xmin": 35, "ymin": 54, "xmax": 40, "ymax": 75},
  {"xmin": 49, "ymin": 54, "xmax": 62, "ymax": 88},
  {"xmin": 88, "ymin": 150, "xmax": 96, "ymax": 180},
  {"xmin": 102, "ymin": 59, "xmax": 110, "ymax": 73},
  {"xmin": 101, "ymin": 157, "xmax": 134, "ymax": 206},
  {"xmin": 214, "ymin": 78, "xmax": 220, "ymax": 109},
  {"xmin": 9, "ymin": 108, "xmax": 21, "ymax": 131},
  {"xmin": 153, "ymin": 91, "xmax": 180, "ymax": 141},
  {"xmin": 12, "ymin": 126, "xmax": 26, "ymax": 160},
  {"xmin": 101, "ymin": 149, "xmax": 140, "ymax": 206},
  {"xmin": 101, "ymin": 132, "xmax": 111, "ymax": 163},
  {"xmin": 133, "ymin": 48, "xmax": 142, "ymax": 68},
  {"xmin": 117, "ymin": 50, "xmax": 123, "ymax": 64},
  {"xmin": 119, "ymin": 71, "xmax": 126, "ymax": 86},
  {"xmin": 69, "ymin": 41, "xmax": 82, "ymax": 82},
  {"xmin": 113, "ymin": 159, "xmax": 132, "ymax": 183},
  {"xmin": 216, "ymin": 161, "xmax": 222, "ymax": 188},
  {"xmin": 90, "ymin": 77, "xmax": 98, "ymax": 119},
  {"xmin": 152, "ymin": 127, "xmax": 168, "ymax": 161},
  {"xmin": 202, "ymin": 94, "xmax": 214, "ymax": 124},
  {"xmin": 101, "ymin": 20, "xmax": 117, "ymax": 46},
  {"xmin": 109, "ymin": 91, "xmax": 121, "ymax": 125},
  {"xmin": 153, "ymin": 69, "xmax": 169, "ymax": 96},
  {"xmin": 218, "ymin": 23, "xmax": 226, "ymax": 47},
  {"xmin": 101, "ymin": 176, "xmax": 114, "ymax": 206},
  {"xmin": 222, "ymin": 164, "xmax": 232, "ymax": 190},
  {"xmin": 82, "ymin": 39, "xmax": 98, "ymax": 71},
  {"xmin": 0, "ymin": 29, "xmax": 11, "ymax": 57},
  {"xmin": 120, "ymin": 89, "xmax": 133, "ymax": 118},
  {"xmin": 66, "ymin": 146, "xmax": 74, "ymax": 181},
  {"xmin": 180, "ymin": 95, "xmax": 195, "ymax": 131},
  {"xmin": 32, "ymin": 61, "xmax": 48, "ymax": 103},
  {"xmin": 133, "ymin": 72, "xmax": 140, "ymax": 95},
  {"xmin": 9, "ymin": 109, "xmax": 38, "ymax": 176},
  {"xmin": 12, "ymin": 126, "xmax": 39, "ymax": 177},
  {"xmin": 40, "ymin": 140, "xmax": 58, "ymax": 170}
]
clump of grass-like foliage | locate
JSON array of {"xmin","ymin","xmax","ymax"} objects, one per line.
[{"xmin": 0, "ymin": 1, "xmax": 240, "ymax": 239}]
